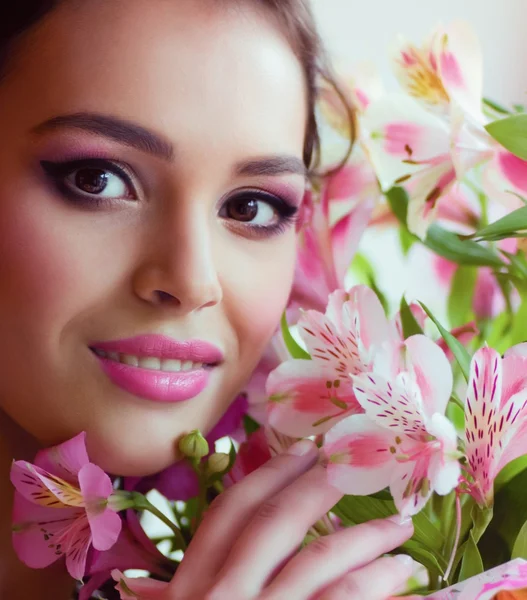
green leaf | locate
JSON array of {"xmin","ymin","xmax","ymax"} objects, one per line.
[
  {"xmin": 470, "ymin": 206, "xmax": 527, "ymax": 242},
  {"xmin": 350, "ymin": 254, "xmax": 389, "ymax": 314},
  {"xmin": 495, "ymin": 455, "xmax": 527, "ymax": 495},
  {"xmin": 399, "ymin": 226, "xmax": 416, "ymax": 255},
  {"xmin": 420, "ymin": 302, "xmax": 471, "ymax": 381},
  {"xmin": 483, "ymin": 98, "xmax": 511, "ymax": 115},
  {"xmin": 510, "ymin": 295, "xmax": 527, "ymax": 346},
  {"xmin": 386, "ymin": 186, "xmax": 409, "ymax": 224},
  {"xmin": 399, "ymin": 296, "xmax": 424, "ymax": 339},
  {"xmin": 334, "ymin": 495, "xmax": 445, "ymax": 554},
  {"xmin": 280, "ymin": 313, "xmax": 310, "ymax": 360},
  {"xmin": 424, "ymin": 224, "xmax": 503, "ymax": 267},
  {"xmin": 492, "ymin": 464, "xmax": 527, "ymax": 551},
  {"xmin": 401, "ymin": 540, "xmax": 445, "ymax": 580},
  {"xmin": 459, "ymin": 530, "xmax": 484, "ymax": 581},
  {"xmin": 243, "ymin": 414, "xmax": 261, "ymax": 436},
  {"xmin": 512, "ymin": 518, "xmax": 527, "ymax": 559},
  {"xmin": 486, "ymin": 114, "xmax": 527, "ymax": 160},
  {"xmin": 447, "ymin": 266, "xmax": 477, "ymax": 327}
]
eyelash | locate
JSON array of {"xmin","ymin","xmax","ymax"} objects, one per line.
[{"xmin": 40, "ymin": 158, "xmax": 299, "ymax": 238}]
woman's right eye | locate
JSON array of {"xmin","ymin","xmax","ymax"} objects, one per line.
[{"xmin": 41, "ymin": 158, "xmax": 138, "ymax": 204}]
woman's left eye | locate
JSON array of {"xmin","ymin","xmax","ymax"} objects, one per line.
[{"xmin": 221, "ymin": 191, "xmax": 298, "ymax": 234}]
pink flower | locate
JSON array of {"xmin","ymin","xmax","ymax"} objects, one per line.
[
  {"xmin": 430, "ymin": 558, "xmax": 527, "ymax": 599},
  {"xmin": 80, "ymin": 510, "xmax": 174, "ymax": 600},
  {"xmin": 224, "ymin": 428, "xmax": 272, "ymax": 487},
  {"xmin": 464, "ymin": 345, "xmax": 527, "ymax": 506},
  {"xmin": 10, "ymin": 432, "xmax": 122, "ymax": 580},
  {"xmin": 267, "ymin": 286, "xmax": 399, "ymax": 437},
  {"xmin": 290, "ymin": 161, "xmax": 378, "ymax": 317},
  {"xmin": 323, "ymin": 335, "xmax": 460, "ymax": 517},
  {"xmin": 112, "ymin": 570, "xmax": 168, "ymax": 599}
]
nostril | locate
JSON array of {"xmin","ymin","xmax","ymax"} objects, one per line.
[{"xmin": 155, "ymin": 290, "xmax": 178, "ymax": 303}]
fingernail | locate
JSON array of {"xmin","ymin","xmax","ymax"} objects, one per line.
[
  {"xmin": 386, "ymin": 514, "xmax": 413, "ymax": 526},
  {"xmin": 287, "ymin": 439, "xmax": 317, "ymax": 457},
  {"xmin": 394, "ymin": 554, "xmax": 413, "ymax": 567}
]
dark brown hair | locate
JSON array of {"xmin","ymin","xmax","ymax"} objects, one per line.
[{"xmin": 0, "ymin": 0, "xmax": 355, "ymax": 178}]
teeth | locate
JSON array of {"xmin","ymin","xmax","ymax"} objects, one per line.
[
  {"xmin": 139, "ymin": 357, "xmax": 161, "ymax": 370},
  {"xmin": 94, "ymin": 349, "xmax": 206, "ymax": 372},
  {"xmin": 162, "ymin": 359, "xmax": 182, "ymax": 372},
  {"xmin": 121, "ymin": 354, "xmax": 139, "ymax": 367}
]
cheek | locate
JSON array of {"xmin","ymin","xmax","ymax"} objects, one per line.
[{"xmin": 223, "ymin": 236, "xmax": 297, "ymax": 373}]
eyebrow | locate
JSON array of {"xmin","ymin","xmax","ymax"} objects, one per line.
[{"xmin": 31, "ymin": 112, "xmax": 308, "ymax": 180}]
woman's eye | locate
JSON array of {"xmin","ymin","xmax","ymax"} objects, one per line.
[
  {"xmin": 41, "ymin": 159, "xmax": 138, "ymax": 204},
  {"xmin": 225, "ymin": 196, "xmax": 278, "ymax": 226},
  {"xmin": 65, "ymin": 167, "xmax": 130, "ymax": 198}
]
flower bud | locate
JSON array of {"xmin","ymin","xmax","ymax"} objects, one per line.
[
  {"xmin": 206, "ymin": 452, "xmax": 230, "ymax": 476},
  {"xmin": 178, "ymin": 430, "xmax": 209, "ymax": 459}
]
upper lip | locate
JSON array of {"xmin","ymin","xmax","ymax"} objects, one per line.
[{"xmin": 90, "ymin": 335, "xmax": 224, "ymax": 364}]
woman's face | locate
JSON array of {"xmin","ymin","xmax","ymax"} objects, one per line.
[{"xmin": 0, "ymin": 0, "xmax": 307, "ymax": 474}]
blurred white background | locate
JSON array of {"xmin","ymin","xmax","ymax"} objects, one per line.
[{"xmin": 309, "ymin": 0, "xmax": 527, "ymax": 322}]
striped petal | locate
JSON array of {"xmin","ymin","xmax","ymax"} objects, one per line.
[
  {"xmin": 362, "ymin": 93, "xmax": 451, "ymax": 191},
  {"xmin": 353, "ymin": 370, "xmax": 427, "ymax": 436},
  {"xmin": 465, "ymin": 347, "xmax": 502, "ymax": 501},
  {"xmin": 64, "ymin": 516, "xmax": 92, "ymax": 580},
  {"xmin": 391, "ymin": 32, "xmax": 450, "ymax": 113},
  {"xmin": 11, "ymin": 461, "xmax": 84, "ymax": 508},
  {"xmin": 12, "ymin": 493, "xmax": 84, "ymax": 570},
  {"xmin": 266, "ymin": 360, "xmax": 361, "ymax": 437}
]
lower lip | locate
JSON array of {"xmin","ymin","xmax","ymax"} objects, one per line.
[{"xmin": 95, "ymin": 355, "xmax": 212, "ymax": 403}]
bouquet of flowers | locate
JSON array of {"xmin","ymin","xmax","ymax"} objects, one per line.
[{"xmin": 10, "ymin": 20, "xmax": 527, "ymax": 599}]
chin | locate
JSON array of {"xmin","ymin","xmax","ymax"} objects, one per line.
[{"xmin": 85, "ymin": 428, "xmax": 180, "ymax": 477}]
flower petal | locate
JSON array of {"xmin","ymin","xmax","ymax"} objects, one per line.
[
  {"xmin": 403, "ymin": 335, "xmax": 454, "ymax": 419},
  {"xmin": 35, "ymin": 431, "xmax": 90, "ymax": 481},
  {"xmin": 465, "ymin": 347, "xmax": 502, "ymax": 500},
  {"xmin": 78, "ymin": 463, "xmax": 114, "ymax": 503},
  {"xmin": 390, "ymin": 460, "xmax": 432, "ymax": 517},
  {"xmin": 87, "ymin": 507, "xmax": 122, "ymax": 552},
  {"xmin": 12, "ymin": 493, "xmax": 83, "ymax": 569},
  {"xmin": 353, "ymin": 370, "xmax": 427, "ymax": 435},
  {"xmin": 267, "ymin": 360, "xmax": 361, "ymax": 436},
  {"xmin": 434, "ymin": 21, "xmax": 484, "ymax": 118},
  {"xmin": 362, "ymin": 93, "xmax": 451, "ymax": 191},
  {"xmin": 11, "ymin": 461, "xmax": 83, "ymax": 507},
  {"xmin": 324, "ymin": 414, "xmax": 397, "ymax": 495},
  {"xmin": 64, "ymin": 516, "xmax": 92, "ymax": 580}
]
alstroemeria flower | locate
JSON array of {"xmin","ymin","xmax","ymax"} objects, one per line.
[
  {"xmin": 10, "ymin": 432, "xmax": 122, "ymax": 580},
  {"xmin": 324, "ymin": 335, "xmax": 460, "ymax": 517},
  {"xmin": 224, "ymin": 428, "xmax": 272, "ymax": 487},
  {"xmin": 464, "ymin": 345, "xmax": 527, "ymax": 507},
  {"xmin": 290, "ymin": 159, "xmax": 378, "ymax": 317},
  {"xmin": 267, "ymin": 286, "xmax": 399, "ymax": 437},
  {"xmin": 365, "ymin": 20, "xmax": 527, "ymax": 238},
  {"xmin": 430, "ymin": 558, "xmax": 527, "ymax": 600},
  {"xmin": 80, "ymin": 510, "xmax": 174, "ymax": 600},
  {"xmin": 112, "ymin": 570, "xmax": 168, "ymax": 599}
]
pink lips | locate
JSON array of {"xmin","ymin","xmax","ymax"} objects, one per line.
[{"xmin": 90, "ymin": 335, "xmax": 223, "ymax": 404}]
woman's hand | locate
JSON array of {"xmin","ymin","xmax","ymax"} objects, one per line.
[{"xmin": 164, "ymin": 439, "xmax": 414, "ymax": 600}]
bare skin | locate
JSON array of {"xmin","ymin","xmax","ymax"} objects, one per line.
[{"xmin": 0, "ymin": 1, "xmax": 413, "ymax": 597}]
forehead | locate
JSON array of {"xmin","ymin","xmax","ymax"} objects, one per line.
[{"xmin": 1, "ymin": 0, "xmax": 308, "ymax": 161}]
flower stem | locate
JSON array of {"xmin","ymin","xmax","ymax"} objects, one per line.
[
  {"xmin": 133, "ymin": 494, "xmax": 187, "ymax": 551},
  {"xmin": 443, "ymin": 492, "xmax": 462, "ymax": 583}
]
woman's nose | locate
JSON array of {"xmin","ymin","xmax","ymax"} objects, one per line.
[{"xmin": 131, "ymin": 221, "xmax": 223, "ymax": 313}]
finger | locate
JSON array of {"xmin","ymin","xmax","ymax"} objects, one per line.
[
  {"xmin": 317, "ymin": 555, "xmax": 414, "ymax": 600},
  {"xmin": 209, "ymin": 463, "xmax": 344, "ymax": 598},
  {"xmin": 169, "ymin": 439, "xmax": 319, "ymax": 597},
  {"xmin": 259, "ymin": 518, "xmax": 414, "ymax": 599}
]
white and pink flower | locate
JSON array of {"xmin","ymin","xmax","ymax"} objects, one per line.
[{"xmin": 323, "ymin": 335, "xmax": 460, "ymax": 517}]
